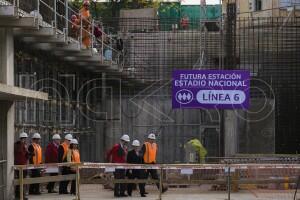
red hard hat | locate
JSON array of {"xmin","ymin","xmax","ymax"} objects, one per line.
[{"xmin": 83, "ymin": 0, "xmax": 90, "ymax": 6}]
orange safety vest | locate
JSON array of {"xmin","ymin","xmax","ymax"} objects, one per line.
[
  {"xmin": 143, "ymin": 142, "xmax": 157, "ymax": 164},
  {"xmin": 61, "ymin": 142, "xmax": 69, "ymax": 161},
  {"xmin": 32, "ymin": 143, "xmax": 42, "ymax": 165},
  {"xmin": 71, "ymin": 149, "xmax": 81, "ymax": 163}
]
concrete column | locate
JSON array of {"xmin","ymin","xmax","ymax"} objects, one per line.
[
  {"xmin": 224, "ymin": 110, "xmax": 238, "ymax": 157},
  {"xmin": 0, "ymin": 28, "xmax": 14, "ymax": 85},
  {"xmin": 0, "ymin": 28, "xmax": 15, "ymax": 199},
  {"xmin": 95, "ymin": 73, "xmax": 106, "ymax": 162}
]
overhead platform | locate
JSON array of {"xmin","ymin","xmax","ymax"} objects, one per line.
[{"xmin": 0, "ymin": 83, "xmax": 48, "ymax": 101}]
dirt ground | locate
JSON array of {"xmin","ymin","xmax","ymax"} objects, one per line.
[{"xmin": 27, "ymin": 184, "xmax": 298, "ymax": 200}]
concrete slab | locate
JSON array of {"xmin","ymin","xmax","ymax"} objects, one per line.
[
  {"xmin": 27, "ymin": 185, "xmax": 299, "ymax": 200},
  {"xmin": 22, "ymin": 34, "xmax": 66, "ymax": 44},
  {"xmin": 0, "ymin": 17, "xmax": 37, "ymax": 28},
  {"xmin": 0, "ymin": 83, "xmax": 48, "ymax": 100},
  {"xmin": 30, "ymin": 43, "xmax": 54, "ymax": 51},
  {"xmin": 54, "ymin": 49, "xmax": 93, "ymax": 57},
  {"xmin": 55, "ymin": 42, "xmax": 81, "ymax": 52},
  {"xmin": 14, "ymin": 27, "xmax": 56, "ymax": 37},
  {"xmin": 0, "ymin": 5, "xmax": 17, "ymax": 18}
]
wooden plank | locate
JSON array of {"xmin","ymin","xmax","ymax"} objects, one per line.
[{"xmin": 14, "ymin": 174, "xmax": 76, "ymax": 185}]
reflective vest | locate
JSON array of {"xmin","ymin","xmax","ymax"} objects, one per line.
[
  {"xmin": 71, "ymin": 149, "xmax": 80, "ymax": 163},
  {"xmin": 32, "ymin": 143, "xmax": 42, "ymax": 165},
  {"xmin": 143, "ymin": 142, "xmax": 157, "ymax": 164},
  {"xmin": 61, "ymin": 142, "xmax": 69, "ymax": 161}
]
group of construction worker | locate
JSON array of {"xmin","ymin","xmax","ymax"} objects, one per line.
[
  {"xmin": 14, "ymin": 132, "xmax": 80, "ymax": 200},
  {"xmin": 107, "ymin": 133, "xmax": 168, "ymax": 198},
  {"xmin": 70, "ymin": 0, "xmax": 92, "ymax": 49}
]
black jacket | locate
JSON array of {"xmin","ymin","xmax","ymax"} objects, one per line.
[
  {"xmin": 58, "ymin": 145, "xmax": 66, "ymax": 163},
  {"xmin": 127, "ymin": 149, "xmax": 143, "ymax": 164},
  {"xmin": 127, "ymin": 149, "xmax": 144, "ymax": 177}
]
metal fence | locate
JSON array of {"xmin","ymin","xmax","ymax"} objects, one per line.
[{"xmin": 100, "ymin": 16, "xmax": 300, "ymax": 154}]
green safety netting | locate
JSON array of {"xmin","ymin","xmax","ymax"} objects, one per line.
[{"xmin": 158, "ymin": 3, "xmax": 221, "ymax": 30}]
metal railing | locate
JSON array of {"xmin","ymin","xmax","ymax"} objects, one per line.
[
  {"xmin": 14, "ymin": 162, "xmax": 80, "ymax": 200},
  {"xmin": 14, "ymin": 162, "xmax": 300, "ymax": 200},
  {"xmin": 1, "ymin": 0, "xmax": 123, "ymax": 69}
]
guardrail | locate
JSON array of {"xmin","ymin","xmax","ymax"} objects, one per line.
[
  {"xmin": 14, "ymin": 162, "xmax": 80, "ymax": 200},
  {"xmin": 14, "ymin": 162, "xmax": 300, "ymax": 200}
]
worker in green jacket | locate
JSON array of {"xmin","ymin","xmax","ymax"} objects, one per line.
[{"xmin": 187, "ymin": 139, "xmax": 207, "ymax": 163}]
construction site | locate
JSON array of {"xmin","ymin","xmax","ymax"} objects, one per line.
[{"xmin": 0, "ymin": 0, "xmax": 300, "ymax": 199}]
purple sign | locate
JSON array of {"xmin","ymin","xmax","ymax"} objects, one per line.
[{"xmin": 172, "ymin": 70, "xmax": 250, "ymax": 109}]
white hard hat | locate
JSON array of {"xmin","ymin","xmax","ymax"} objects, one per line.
[
  {"xmin": 64, "ymin": 133, "xmax": 73, "ymax": 141},
  {"xmin": 148, "ymin": 133, "xmax": 156, "ymax": 140},
  {"xmin": 19, "ymin": 132, "xmax": 28, "ymax": 138},
  {"xmin": 132, "ymin": 140, "xmax": 140, "ymax": 147},
  {"xmin": 70, "ymin": 139, "xmax": 78, "ymax": 145},
  {"xmin": 52, "ymin": 134, "xmax": 61, "ymax": 140},
  {"xmin": 32, "ymin": 133, "xmax": 41, "ymax": 139},
  {"xmin": 120, "ymin": 134, "xmax": 130, "ymax": 142}
]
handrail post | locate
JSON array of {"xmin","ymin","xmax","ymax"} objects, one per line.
[
  {"xmin": 37, "ymin": 0, "xmax": 40, "ymax": 29},
  {"xmin": 91, "ymin": 19, "xmax": 94, "ymax": 53},
  {"xmin": 65, "ymin": 0, "xmax": 69, "ymax": 36},
  {"xmin": 19, "ymin": 167, "xmax": 24, "ymax": 200},
  {"xmin": 54, "ymin": 0, "xmax": 57, "ymax": 29},
  {"xmin": 76, "ymin": 164, "xmax": 80, "ymax": 200},
  {"xmin": 227, "ymin": 166, "xmax": 231, "ymax": 200},
  {"xmin": 101, "ymin": 31, "xmax": 104, "ymax": 63},
  {"xmin": 80, "ymin": 15, "xmax": 83, "ymax": 49},
  {"xmin": 159, "ymin": 166, "xmax": 163, "ymax": 200}
]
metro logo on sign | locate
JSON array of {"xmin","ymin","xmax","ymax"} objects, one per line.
[{"xmin": 172, "ymin": 70, "xmax": 250, "ymax": 109}]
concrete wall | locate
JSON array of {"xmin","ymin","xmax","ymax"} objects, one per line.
[
  {"xmin": 97, "ymin": 92, "xmax": 275, "ymax": 162},
  {"xmin": 95, "ymin": 86, "xmax": 221, "ymax": 163},
  {"xmin": 123, "ymin": 31, "xmax": 221, "ymax": 80},
  {"xmin": 224, "ymin": 98, "xmax": 275, "ymax": 156}
]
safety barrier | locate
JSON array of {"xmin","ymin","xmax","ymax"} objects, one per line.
[
  {"xmin": 14, "ymin": 162, "xmax": 300, "ymax": 200},
  {"xmin": 14, "ymin": 162, "xmax": 80, "ymax": 200},
  {"xmin": 81, "ymin": 163, "xmax": 300, "ymax": 200}
]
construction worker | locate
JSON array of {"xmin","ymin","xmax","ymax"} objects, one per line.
[
  {"xmin": 127, "ymin": 140, "xmax": 146, "ymax": 197},
  {"xmin": 141, "ymin": 133, "xmax": 167, "ymax": 193},
  {"xmin": 14, "ymin": 132, "xmax": 29, "ymax": 200},
  {"xmin": 80, "ymin": 0, "xmax": 91, "ymax": 49},
  {"xmin": 70, "ymin": 14, "xmax": 80, "ymax": 39},
  {"xmin": 67, "ymin": 139, "xmax": 81, "ymax": 195},
  {"xmin": 28, "ymin": 133, "xmax": 43, "ymax": 195},
  {"xmin": 58, "ymin": 133, "xmax": 73, "ymax": 194},
  {"xmin": 187, "ymin": 138, "xmax": 207, "ymax": 163},
  {"xmin": 107, "ymin": 134, "xmax": 130, "ymax": 197},
  {"xmin": 45, "ymin": 134, "xmax": 61, "ymax": 193},
  {"xmin": 180, "ymin": 15, "xmax": 189, "ymax": 30}
]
